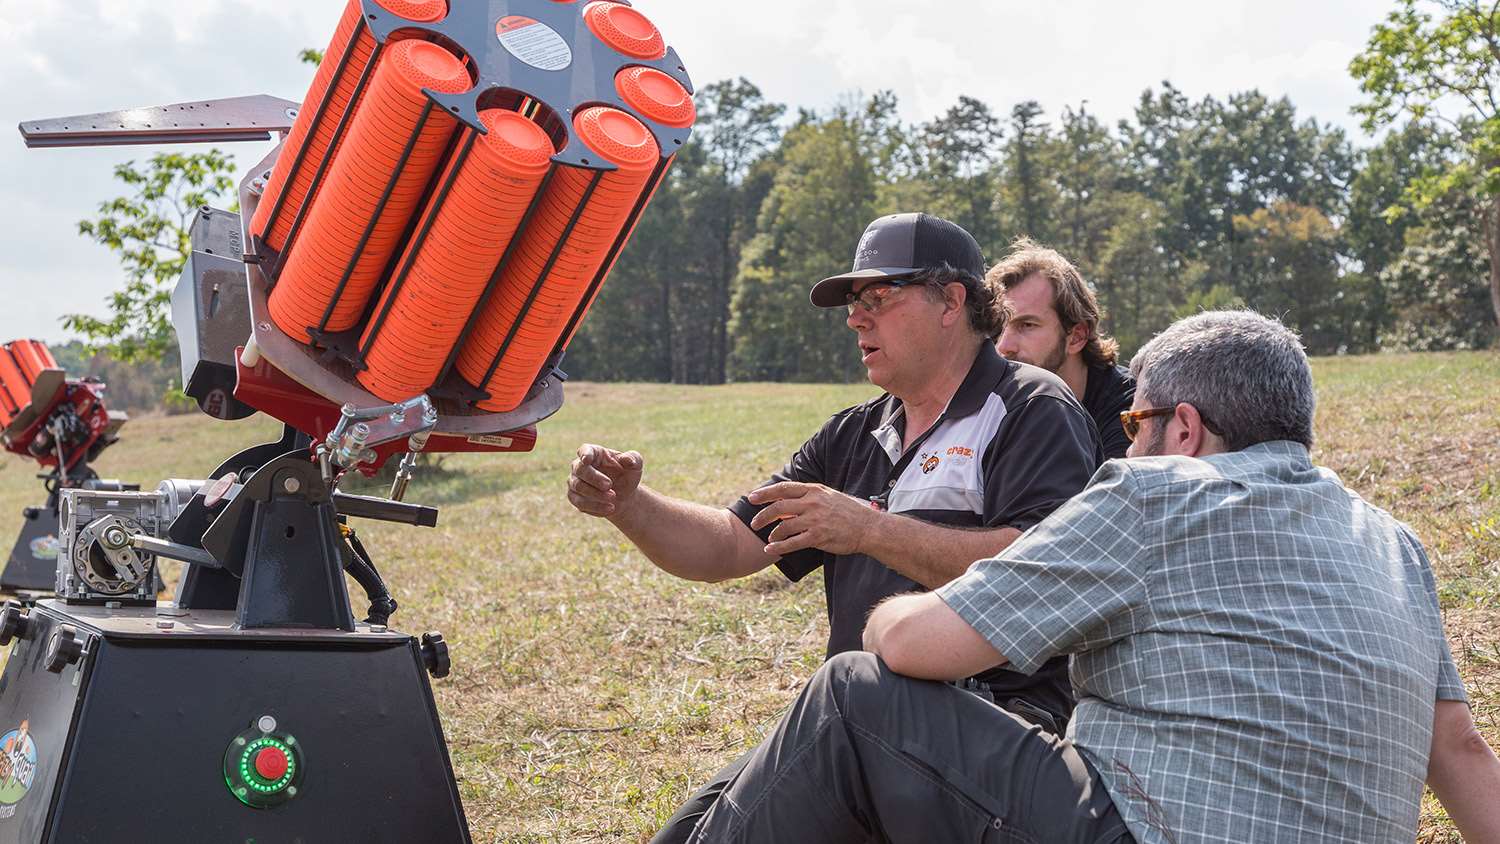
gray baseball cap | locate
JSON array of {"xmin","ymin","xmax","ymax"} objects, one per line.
[{"xmin": 810, "ymin": 212, "xmax": 986, "ymax": 308}]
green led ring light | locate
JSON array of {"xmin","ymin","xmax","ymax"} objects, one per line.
[{"xmin": 223, "ymin": 720, "xmax": 304, "ymax": 808}]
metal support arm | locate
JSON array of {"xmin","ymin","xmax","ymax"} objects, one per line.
[{"xmin": 19, "ymin": 95, "xmax": 299, "ymax": 149}]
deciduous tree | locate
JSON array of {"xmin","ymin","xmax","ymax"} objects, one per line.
[
  {"xmin": 1351, "ymin": 0, "xmax": 1500, "ymax": 333},
  {"xmin": 68, "ymin": 150, "xmax": 237, "ymax": 363},
  {"xmin": 729, "ymin": 114, "xmax": 875, "ymax": 382}
]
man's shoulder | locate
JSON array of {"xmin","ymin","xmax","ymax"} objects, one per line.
[
  {"xmin": 1085, "ymin": 362, "xmax": 1135, "ymax": 412},
  {"xmin": 996, "ymin": 359, "xmax": 1084, "ymax": 411},
  {"xmin": 1123, "ymin": 442, "xmax": 1374, "ymax": 504},
  {"xmin": 987, "ymin": 361, "xmax": 1094, "ymax": 452},
  {"xmin": 1106, "ymin": 454, "xmax": 1220, "ymax": 488},
  {"xmin": 1317, "ymin": 468, "xmax": 1425, "ymax": 550},
  {"xmin": 836, "ymin": 391, "xmax": 894, "ymax": 420},
  {"xmin": 812, "ymin": 392, "xmax": 894, "ymax": 438},
  {"xmin": 1090, "ymin": 361, "xmax": 1133, "ymax": 387}
]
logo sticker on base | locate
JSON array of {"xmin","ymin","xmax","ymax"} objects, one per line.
[
  {"xmin": 28, "ymin": 536, "xmax": 59, "ymax": 561},
  {"xmin": 0, "ymin": 721, "xmax": 38, "ymax": 815}
]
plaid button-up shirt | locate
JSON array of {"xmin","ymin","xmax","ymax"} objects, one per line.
[{"xmin": 937, "ymin": 441, "xmax": 1466, "ymax": 844}]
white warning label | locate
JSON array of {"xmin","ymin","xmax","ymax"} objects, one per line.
[
  {"xmin": 467, "ymin": 434, "xmax": 515, "ymax": 448},
  {"xmin": 495, "ymin": 15, "xmax": 572, "ymax": 71}
]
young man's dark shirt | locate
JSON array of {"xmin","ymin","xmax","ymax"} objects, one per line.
[
  {"xmin": 1081, "ymin": 362, "xmax": 1135, "ymax": 460},
  {"xmin": 730, "ymin": 343, "xmax": 1101, "ymax": 719}
]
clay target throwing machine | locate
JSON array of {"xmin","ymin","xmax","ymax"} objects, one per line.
[
  {"xmin": 0, "ymin": 1, "xmax": 692, "ymax": 841},
  {"xmin": 0, "ymin": 341, "xmax": 132, "ymax": 596}
]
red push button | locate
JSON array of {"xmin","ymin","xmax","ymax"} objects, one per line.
[{"xmin": 254, "ymin": 746, "xmax": 289, "ymax": 781}]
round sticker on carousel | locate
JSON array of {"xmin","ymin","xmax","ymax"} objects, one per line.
[{"xmin": 495, "ymin": 15, "xmax": 572, "ymax": 70}]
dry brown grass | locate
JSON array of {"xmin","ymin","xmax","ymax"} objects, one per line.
[
  {"xmin": 0, "ymin": 353, "xmax": 1494, "ymax": 842},
  {"xmin": 1313, "ymin": 352, "xmax": 1500, "ymax": 843}
]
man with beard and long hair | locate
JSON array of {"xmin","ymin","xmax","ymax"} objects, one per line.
[{"xmin": 991, "ymin": 238, "xmax": 1134, "ymax": 459}]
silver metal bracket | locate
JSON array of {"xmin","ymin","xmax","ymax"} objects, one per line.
[
  {"xmin": 327, "ymin": 397, "xmax": 438, "ymax": 470},
  {"xmin": 18, "ymin": 94, "xmax": 299, "ymax": 149}
]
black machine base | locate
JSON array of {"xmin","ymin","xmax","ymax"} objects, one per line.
[
  {"xmin": 0, "ymin": 601, "xmax": 470, "ymax": 843},
  {"xmin": 0, "ymin": 509, "xmax": 60, "ymax": 594}
]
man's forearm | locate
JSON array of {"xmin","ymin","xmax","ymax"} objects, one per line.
[
  {"xmin": 862, "ymin": 514, "xmax": 1021, "ymax": 589},
  {"xmin": 863, "ymin": 592, "xmax": 1007, "ymax": 680},
  {"xmin": 1428, "ymin": 700, "xmax": 1500, "ymax": 842},
  {"xmin": 609, "ymin": 486, "xmax": 771, "ymax": 582}
]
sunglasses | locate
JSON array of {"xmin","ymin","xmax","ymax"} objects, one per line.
[
  {"xmin": 845, "ymin": 279, "xmax": 923, "ymax": 315},
  {"xmin": 1119, "ymin": 407, "xmax": 1174, "ymax": 442},
  {"xmin": 1119, "ymin": 405, "xmax": 1226, "ymax": 442}
]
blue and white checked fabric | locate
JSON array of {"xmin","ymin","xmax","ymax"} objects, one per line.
[{"xmin": 937, "ymin": 440, "xmax": 1465, "ymax": 844}]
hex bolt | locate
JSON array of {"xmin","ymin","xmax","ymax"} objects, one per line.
[{"xmin": 101, "ymin": 525, "xmax": 128, "ymax": 548}]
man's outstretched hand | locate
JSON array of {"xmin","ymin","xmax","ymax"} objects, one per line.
[
  {"xmin": 748, "ymin": 481, "xmax": 879, "ymax": 556},
  {"xmin": 568, "ymin": 444, "xmax": 644, "ymax": 518}
]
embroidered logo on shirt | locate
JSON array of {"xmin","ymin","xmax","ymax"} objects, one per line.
[
  {"xmin": 919, "ymin": 445, "xmax": 975, "ymax": 475},
  {"xmin": 919, "ymin": 445, "xmax": 975, "ymax": 471}
]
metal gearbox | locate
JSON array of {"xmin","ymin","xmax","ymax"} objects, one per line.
[{"xmin": 54, "ymin": 481, "xmax": 200, "ymax": 605}]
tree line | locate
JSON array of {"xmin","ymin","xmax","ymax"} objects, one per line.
[
  {"xmin": 564, "ymin": 77, "xmax": 1494, "ymax": 384},
  {"xmin": 564, "ymin": 0, "xmax": 1500, "ymax": 382},
  {"xmin": 67, "ymin": 0, "xmax": 1500, "ymax": 398}
]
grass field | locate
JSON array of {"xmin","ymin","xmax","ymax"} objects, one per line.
[{"xmin": 0, "ymin": 350, "xmax": 1495, "ymax": 842}]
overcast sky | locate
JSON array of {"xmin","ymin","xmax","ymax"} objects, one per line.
[{"xmin": 0, "ymin": 0, "xmax": 1392, "ymax": 345}]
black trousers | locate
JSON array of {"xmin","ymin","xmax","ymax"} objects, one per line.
[
  {"xmin": 663, "ymin": 652, "xmax": 1132, "ymax": 844},
  {"xmin": 651, "ymin": 751, "xmax": 751, "ymax": 844},
  {"xmin": 652, "ymin": 668, "xmax": 1069, "ymax": 844}
]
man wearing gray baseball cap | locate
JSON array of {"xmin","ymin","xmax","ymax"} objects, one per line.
[
  {"xmin": 807, "ymin": 211, "xmax": 989, "ymax": 306},
  {"xmin": 566, "ymin": 213, "xmax": 1102, "ymax": 841}
]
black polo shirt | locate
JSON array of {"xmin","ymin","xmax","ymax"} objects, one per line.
[
  {"xmin": 1081, "ymin": 362, "xmax": 1135, "ymax": 460},
  {"xmin": 729, "ymin": 343, "xmax": 1101, "ymax": 718}
]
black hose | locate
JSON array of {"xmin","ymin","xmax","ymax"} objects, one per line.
[{"xmin": 343, "ymin": 527, "xmax": 397, "ymax": 626}]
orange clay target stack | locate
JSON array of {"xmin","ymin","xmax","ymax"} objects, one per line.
[{"xmin": 247, "ymin": 0, "xmax": 695, "ymax": 422}]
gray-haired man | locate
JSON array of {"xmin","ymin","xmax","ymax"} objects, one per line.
[{"xmin": 684, "ymin": 310, "xmax": 1500, "ymax": 843}]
